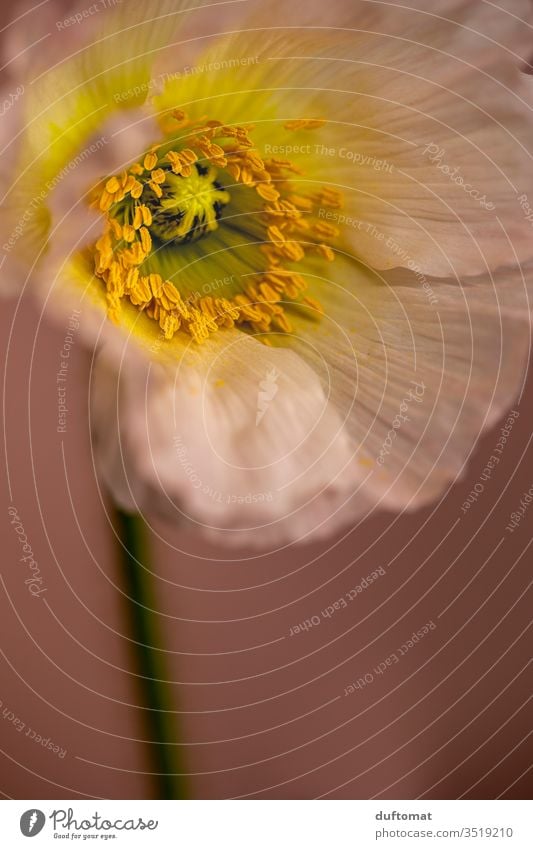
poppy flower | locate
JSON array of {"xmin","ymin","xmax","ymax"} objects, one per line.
[{"xmin": 2, "ymin": 0, "xmax": 533, "ymax": 545}]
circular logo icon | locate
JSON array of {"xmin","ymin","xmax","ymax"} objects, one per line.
[{"xmin": 20, "ymin": 810, "xmax": 46, "ymax": 837}]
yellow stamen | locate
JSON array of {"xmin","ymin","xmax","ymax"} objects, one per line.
[
  {"xmin": 122, "ymin": 224, "xmax": 136, "ymax": 243},
  {"xmin": 105, "ymin": 176, "xmax": 120, "ymax": 193},
  {"xmin": 284, "ymin": 118, "xmax": 326, "ymax": 130},
  {"xmin": 130, "ymin": 180, "xmax": 144, "ymax": 199},
  {"xmin": 139, "ymin": 226, "xmax": 152, "ymax": 253},
  {"xmin": 148, "ymin": 180, "xmax": 163, "ymax": 198},
  {"xmin": 150, "ymin": 168, "xmax": 166, "ymax": 185},
  {"xmin": 143, "ymin": 152, "xmax": 158, "ymax": 170},
  {"xmin": 133, "ymin": 206, "xmax": 143, "ymax": 230},
  {"xmin": 89, "ymin": 113, "xmax": 341, "ymax": 344}
]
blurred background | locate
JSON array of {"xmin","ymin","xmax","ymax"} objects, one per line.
[
  {"xmin": 1, "ymin": 0, "xmax": 532, "ymax": 801},
  {"xmin": 1, "ymin": 292, "xmax": 531, "ymax": 799}
]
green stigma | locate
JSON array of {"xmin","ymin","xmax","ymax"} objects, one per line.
[{"xmin": 148, "ymin": 164, "xmax": 230, "ymax": 244}]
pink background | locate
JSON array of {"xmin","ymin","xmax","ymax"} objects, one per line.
[
  {"xmin": 1, "ymin": 294, "xmax": 531, "ymax": 799},
  {"xmin": 1, "ymin": 0, "xmax": 531, "ymax": 800}
]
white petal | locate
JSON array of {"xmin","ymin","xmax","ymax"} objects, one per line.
[
  {"xmin": 0, "ymin": 108, "xmax": 158, "ymax": 318},
  {"xmin": 287, "ymin": 256, "xmax": 531, "ymax": 510},
  {"xmin": 91, "ymin": 330, "xmax": 366, "ymax": 546},
  {"xmin": 179, "ymin": 0, "xmax": 533, "ymax": 277},
  {"xmin": 315, "ymin": 2, "xmax": 533, "ymax": 276}
]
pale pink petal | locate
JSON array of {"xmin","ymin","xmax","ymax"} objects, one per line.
[
  {"xmin": 1, "ymin": 0, "xmax": 82, "ymax": 78},
  {"xmin": 90, "ymin": 330, "xmax": 366, "ymax": 546},
  {"xmin": 0, "ymin": 80, "xmax": 28, "ymax": 295},
  {"xmin": 288, "ymin": 256, "xmax": 532, "ymax": 511},
  {"xmin": 0, "ymin": 107, "xmax": 159, "ymax": 352},
  {"xmin": 178, "ymin": 0, "xmax": 533, "ymax": 277},
  {"xmin": 302, "ymin": 1, "xmax": 533, "ymax": 277}
]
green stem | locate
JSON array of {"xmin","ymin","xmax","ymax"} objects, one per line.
[{"xmin": 115, "ymin": 508, "xmax": 188, "ymax": 799}]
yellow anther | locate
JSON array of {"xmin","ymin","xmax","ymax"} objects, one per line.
[
  {"xmin": 129, "ymin": 276, "xmax": 152, "ymax": 305},
  {"xmin": 105, "ymin": 176, "xmax": 120, "ymax": 193},
  {"xmin": 313, "ymin": 222, "xmax": 339, "ymax": 239},
  {"xmin": 151, "ymin": 168, "xmax": 166, "ymax": 184},
  {"xmin": 256, "ymin": 182, "xmax": 280, "ymax": 201},
  {"xmin": 162, "ymin": 282, "xmax": 182, "ymax": 304},
  {"xmin": 140, "ymin": 226, "xmax": 152, "ymax": 253},
  {"xmin": 148, "ymin": 273, "xmax": 163, "ymax": 298},
  {"xmin": 124, "ymin": 267, "xmax": 139, "ymax": 292},
  {"xmin": 166, "ymin": 151, "xmax": 182, "ymax": 175},
  {"xmin": 109, "ymin": 218, "xmax": 122, "ymax": 239},
  {"xmin": 259, "ymin": 282, "xmax": 280, "ymax": 303},
  {"xmin": 288, "ymin": 193, "xmax": 313, "ymax": 211},
  {"xmin": 316, "ymin": 244, "xmax": 335, "ymax": 261},
  {"xmin": 107, "ymin": 262, "xmax": 124, "ymax": 295},
  {"xmin": 272, "ymin": 312, "xmax": 293, "ymax": 332},
  {"xmin": 284, "ymin": 118, "xmax": 325, "ymax": 130},
  {"xmin": 267, "ymin": 225, "xmax": 286, "ymax": 245},
  {"xmin": 121, "ymin": 242, "xmax": 146, "ymax": 266},
  {"xmin": 122, "ymin": 224, "xmax": 136, "ymax": 243},
  {"xmin": 314, "ymin": 187, "xmax": 343, "ymax": 209},
  {"xmin": 159, "ymin": 310, "xmax": 181, "ymax": 340},
  {"xmin": 123, "ymin": 175, "xmax": 137, "ymax": 193},
  {"xmin": 181, "ymin": 149, "xmax": 197, "ymax": 163},
  {"xmin": 283, "ymin": 241, "xmax": 305, "ymax": 261},
  {"xmin": 246, "ymin": 150, "xmax": 265, "ymax": 171},
  {"xmin": 226, "ymin": 162, "xmax": 240, "ymax": 181},
  {"xmin": 140, "ymin": 205, "xmax": 152, "ymax": 226},
  {"xmin": 144, "ymin": 152, "xmax": 158, "ymax": 170},
  {"xmin": 133, "ymin": 206, "xmax": 143, "ymax": 229},
  {"xmin": 148, "ymin": 180, "xmax": 163, "ymax": 198},
  {"xmin": 99, "ymin": 190, "xmax": 114, "ymax": 212},
  {"xmin": 302, "ymin": 296, "xmax": 324, "ymax": 315},
  {"xmin": 130, "ymin": 180, "xmax": 144, "ymax": 199}
]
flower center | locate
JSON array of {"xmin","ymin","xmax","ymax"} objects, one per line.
[
  {"xmin": 89, "ymin": 112, "xmax": 342, "ymax": 344},
  {"xmin": 145, "ymin": 163, "xmax": 230, "ymax": 244}
]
